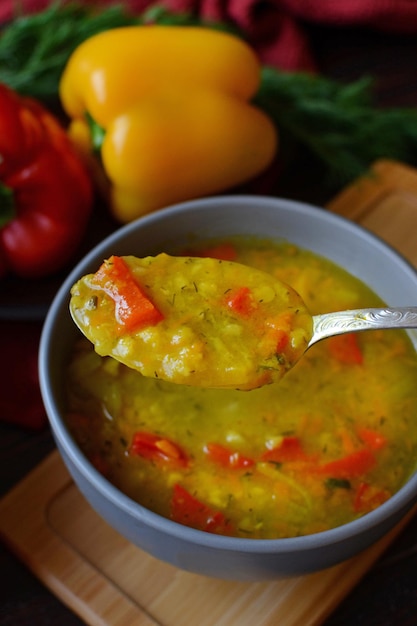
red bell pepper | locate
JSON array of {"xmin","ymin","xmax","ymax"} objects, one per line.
[{"xmin": 0, "ymin": 83, "xmax": 93, "ymax": 278}]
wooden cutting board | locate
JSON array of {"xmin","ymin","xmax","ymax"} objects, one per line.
[{"xmin": 2, "ymin": 158, "xmax": 417, "ymax": 626}]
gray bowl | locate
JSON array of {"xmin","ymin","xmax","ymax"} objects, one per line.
[{"xmin": 39, "ymin": 195, "xmax": 417, "ymax": 581}]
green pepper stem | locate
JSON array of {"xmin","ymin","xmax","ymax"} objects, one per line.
[
  {"xmin": 0, "ymin": 182, "xmax": 14, "ymax": 227},
  {"xmin": 86, "ymin": 112, "xmax": 106, "ymax": 154}
]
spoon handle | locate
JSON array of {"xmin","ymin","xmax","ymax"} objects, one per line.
[{"xmin": 309, "ymin": 307, "xmax": 417, "ymax": 347}]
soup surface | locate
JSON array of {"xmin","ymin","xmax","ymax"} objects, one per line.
[{"xmin": 66, "ymin": 236, "xmax": 417, "ymax": 539}]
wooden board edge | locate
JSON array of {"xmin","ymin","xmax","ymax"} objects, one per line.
[
  {"xmin": 326, "ymin": 159, "xmax": 417, "ymax": 219},
  {"xmin": 0, "ymin": 450, "xmax": 157, "ymax": 626}
]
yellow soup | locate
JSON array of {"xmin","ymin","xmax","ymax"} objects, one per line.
[{"xmin": 66, "ymin": 237, "xmax": 417, "ymax": 539}]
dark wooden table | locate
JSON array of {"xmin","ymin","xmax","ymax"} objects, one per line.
[{"xmin": 2, "ymin": 22, "xmax": 417, "ymax": 626}]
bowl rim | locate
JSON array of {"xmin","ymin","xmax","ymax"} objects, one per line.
[{"xmin": 39, "ymin": 193, "xmax": 417, "ymax": 553}]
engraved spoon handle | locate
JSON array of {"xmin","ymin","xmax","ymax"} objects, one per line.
[{"xmin": 309, "ymin": 307, "xmax": 417, "ymax": 348}]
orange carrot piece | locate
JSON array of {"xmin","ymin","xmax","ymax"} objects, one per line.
[{"xmin": 93, "ymin": 255, "xmax": 163, "ymax": 331}]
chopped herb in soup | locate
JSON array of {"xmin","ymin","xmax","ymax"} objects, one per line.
[
  {"xmin": 66, "ymin": 237, "xmax": 417, "ymax": 539},
  {"xmin": 69, "ymin": 253, "xmax": 312, "ymax": 389}
]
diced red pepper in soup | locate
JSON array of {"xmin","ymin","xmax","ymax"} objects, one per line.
[
  {"xmin": 317, "ymin": 449, "xmax": 376, "ymax": 479},
  {"xmin": 327, "ymin": 333, "xmax": 363, "ymax": 365},
  {"xmin": 130, "ymin": 431, "xmax": 189, "ymax": 467},
  {"xmin": 65, "ymin": 236, "xmax": 417, "ymax": 539},
  {"xmin": 170, "ymin": 484, "xmax": 233, "ymax": 535},
  {"xmin": 203, "ymin": 442, "xmax": 255, "ymax": 469},
  {"xmin": 261, "ymin": 436, "xmax": 310, "ymax": 463}
]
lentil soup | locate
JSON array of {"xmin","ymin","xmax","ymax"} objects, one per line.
[{"xmin": 66, "ymin": 237, "xmax": 417, "ymax": 539}]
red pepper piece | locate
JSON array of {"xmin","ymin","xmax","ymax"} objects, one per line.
[
  {"xmin": 130, "ymin": 431, "xmax": 188, "ymax": 467},
  {"xmin": 353, "ymin": 481, "xmax": 391, "ymax": 513},
  {"xmin": 327, "ymin": 333, "xmax": 363, "ymax": 365},
  {"xmin": 261, "ymin": 436, "xmax": 310, "ymax": 463},
  {"xmin": 317, "ymin": 449, "xmax": 376, "ymax": 479},
  {"xmin": 225, "ymin": 286, "xmax": 255, "ymax": 316},
  {"xmin": 0, "ymin": 83, "xmax": 93, "ymax": 278},
  {"xmin": 94, "ymin": 255, "xmax": 163, "ymax": 332},
  {"xmin": 170, "ymin": 484, "xmax": 233, "ymax": 535},
  {"xmin": 203, "ymin": 442, "xmax": 255, "ymax": 469},
  {"xmin": 275, "ymin": 329, "xmax": 289, "ymax": 353},
  {"xmin": 357, "ymin": 427, "xmax": 387, "ymax": 450}
]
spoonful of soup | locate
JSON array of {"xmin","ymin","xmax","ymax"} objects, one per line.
[{"xmin": 69, "ymin": 254, "xmax": 417, "ymax": 390}]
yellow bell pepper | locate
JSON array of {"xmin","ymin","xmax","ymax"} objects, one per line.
[{"xmin": 60, "ymin": 25, "xmax": 278, "ymax": 222}]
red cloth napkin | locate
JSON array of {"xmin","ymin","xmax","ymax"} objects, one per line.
[
  {"xmin": 174, "ymin": 0, "xmax": 417, "ymax": 69},
  {"xmin": 2, "ymin": 0, "xmax": 417, "ymax": 71}
]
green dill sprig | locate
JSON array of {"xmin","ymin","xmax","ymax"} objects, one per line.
[
  {"xmin": 0, "ymin": 3, "xmax": 237, "ymax": 103},
  {"xmin": 0, "ymin": 2, "xmax": 139, "ymax": 101},
  {"xmin": 254, "ymin": 67, "xmax": 417, "ymax": 185}
]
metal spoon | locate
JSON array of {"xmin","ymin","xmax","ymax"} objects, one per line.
[
  {"xmin": 70, "ymin": 252, "xmax": 417, "ymax": 390},
  {"xmin": 309, "ymin": 307, "xmax": 417, "ymax": 348}
]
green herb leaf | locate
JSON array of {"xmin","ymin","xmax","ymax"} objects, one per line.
[
  {"xmin": 0, "ymin": 2, "xmax": 139, "ymax": 102},
  {"xmin": 325, "ymin": 477, "xmax": 351, "ymax": 490},
  {"xmin": 0, "ymin": 3, "xmax": 238, "ymax": 103},
  {"xmin": 254, "ymin": 67, "xmax": 417, "ymax": 185}
]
